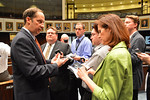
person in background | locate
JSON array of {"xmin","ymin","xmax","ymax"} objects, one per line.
[
  {"xmin": 77, "ymin": 14, "xmax": 133, "ymax": 100},
  {"xmin": 0, "ymin": 42, "xmax": 13, "ymax": 82},
  {"xmin": 71, "ymin": 22, "xmax": 92, "ymax": 63},
  {"xmin": 11, "ymin": 7, "xmax": 68, "ymax": 100},
  {"xmin": 41, "ymin": 26, "xmax": 72, "ymax": 100},
  {"xmin": 70, "ymin": 22, "xmax": 92, "ymax": 100},
  {"xmin": 125, "ymin": 15, "xmax": 146, "ymax": 100},
  {"xmin": 136, "ymin": 53, "xmax": 150, "ymax": 100},
  {"xmin": 81, "ymin": 24, "xmax": 110, "ymax": 100},
  {"xmin": 60, "ymin": 33, "xmax": 69, "ymax": 44}
]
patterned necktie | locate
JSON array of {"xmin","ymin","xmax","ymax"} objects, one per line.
[
  {"xmin": 45, "ymin": 44, "xmax": 51, "ymax": 60},
  {"xmin": 35, "ymin": 38, "xmax": 46, "ymax": 63}
]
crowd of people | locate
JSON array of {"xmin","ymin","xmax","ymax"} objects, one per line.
[{"xmin": 0, "ymin": 7, "xmax": 149, "ymax": 100}]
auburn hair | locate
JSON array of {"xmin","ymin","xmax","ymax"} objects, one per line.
[{"xmin": 95, "ymin": 14, "xmax": 130, "ymax": 49}]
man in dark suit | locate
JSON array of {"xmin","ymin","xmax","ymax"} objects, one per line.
[
  {"xmin": 11, "ymin": 8, "xmax": 68, "ymax": 100},
  {"xmin": 125, "ymin": 15, "xmax": 146, "ymax": 100},
  {"xmin": 41, "ymin": 26, "xmax": 72, "ymax": 100}
]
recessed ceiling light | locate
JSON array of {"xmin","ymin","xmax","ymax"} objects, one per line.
[
  {"xmin": 92, "ymin": 5, "xmax": 94, "ymax": 7},
  {"xmin": 110, "ymin": 3, "xmax": 113, "ymax": 5},
  {"xmin": 130, "ymin": 1, "xmax": 133, "ymax": 3},
  {"xmin": 83, "ymin": 5, "xmax": 85, "ymax": 7},
  {"xmin": 120, "ymin": 2, "xmax": 122, "ymax": 4},
  {"xmin": 101, "ymin": 4, "xmax": 103, "ymax": 6}
]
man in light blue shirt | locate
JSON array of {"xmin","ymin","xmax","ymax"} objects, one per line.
[
  {"xmin": 69, "ymin": 22, "xmax": 92, "ymax": 100},
  {"xmin": 71, "ymin": 22, "xmax": 92, "ymax": 62}
]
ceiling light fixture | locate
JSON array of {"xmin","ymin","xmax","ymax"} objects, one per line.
[
  {"xmin": 0, "ymin": 2, "xmax": 4, "ymax": 7},
  {"xmin": 30, "ymin": 5, "xmax": 37, "ymax": 8}
]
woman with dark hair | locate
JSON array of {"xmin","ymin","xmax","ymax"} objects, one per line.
[{"xmin": 77, "ymin": 14, "xmax": 133, "ymax": 100}]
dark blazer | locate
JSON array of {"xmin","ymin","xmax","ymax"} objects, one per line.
[
  {"xmin": 11, "ymin": 28, "xmax": 59, "ymax": 100},
  {"xmin": 128, "ymin": 31, "xmax": 146, "ymax": 89},
  {"xmin": 41, "ymin": 41, "xmax": 71, "ymax": 91}
]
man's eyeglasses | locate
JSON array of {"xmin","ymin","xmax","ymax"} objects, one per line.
[
  {"xmin": 47, "ymin": 32, "xmax": 56, "ymax": 35},
  {"xmin": 75, "ymin": 28, "xmax": 82, "ymax": 31}
]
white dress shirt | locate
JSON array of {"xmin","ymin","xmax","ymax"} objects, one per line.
[
  {"xmin": 43, "ymin": 42, "xmax": 55, "ymax": 59},
  {"xmin": 0, "ymin": 42, "xmax": 10, "ymax": 73}
]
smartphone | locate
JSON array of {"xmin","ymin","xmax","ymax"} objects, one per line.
[
  {"xmin": 55, "ymin": 49, "xmax": 62, "ymax": 54},
  {"xmin": 70, "ymin": 55, "xmax": 75, "ymax": 58},
  {"xmin": 135, "ymin": 48, "xmax": 141, "ymax": 53},
  {"xmin": 68, "ymin": 53, "xmax": 76, "ymax": 58},
  {"xmin": 72, "ymin": 62, "xmax": 82, "ymax": 68}
]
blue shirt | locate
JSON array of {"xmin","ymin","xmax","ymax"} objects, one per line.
[{"xmin": 71, "ymin": 35, "xmax": 92, "ymax": 59}]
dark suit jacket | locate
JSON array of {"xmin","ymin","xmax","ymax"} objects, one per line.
[
  {"xmin": 128, "ymin": 31, "xmax": 146, "ymax": 89},
  {"xmin": 41, "ymin": 40, "xmax": 71, "ymax": 92},
  {"xmin": 11, "ymin": 28, "xmax": 59, "ymax": 100}
]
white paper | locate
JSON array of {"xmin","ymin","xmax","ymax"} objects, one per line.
[{"xmin": 68, "ymin": 65, "xmax": 79, "ymax": 78}]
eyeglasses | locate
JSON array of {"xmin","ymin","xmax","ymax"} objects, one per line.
[
  {"xmin": 47, "ymin": 32, "xmax": 56, "ymax": 35},
  {"xmin": 75, "ymin": 28, "xmax": 83, "ymax": 31}
]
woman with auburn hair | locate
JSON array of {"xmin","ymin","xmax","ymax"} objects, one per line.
[{"xmin": 77, "ymin": 14, "xmax": 133, "ymax": 100}]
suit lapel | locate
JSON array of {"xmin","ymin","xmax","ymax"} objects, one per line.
[
  {"xmin": 21, "ymin": 28, "xmax": 38, "ymax": 49},
  {"xmin": 41, "ymin": 43, "xmax": 46, "ymax": 51},
  {"xmin": 130, "ymin": 31, "xmax": 138, "ymax": 43},
  {"xmin": 21, "ymin": 28, "xmax": 45, "ymax": 63},
  {"xmin": 50, "ymin": 40, "xmax": 60, "ymax": 59},
  {"xmin": 94, "ymin": 58, "xmax": 105, "ymax": 76}
]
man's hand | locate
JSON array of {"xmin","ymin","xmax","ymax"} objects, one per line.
[
  {"xmin": 136, "ymin": 53, "xmax": 150, "ymax": 65},
  {"xmin": 51, "ymin": 53, "xmax": 68, "ymax": 67},
  {"xmin": 72, "ymin": 55, "xmax": 81, "ymax": 61}
]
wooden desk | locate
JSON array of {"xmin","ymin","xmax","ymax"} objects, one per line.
[{"xmin": 0, "ymin": 80, "xmax": 13, "ymax": 100}]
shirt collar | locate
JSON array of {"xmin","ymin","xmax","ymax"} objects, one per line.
[
  {"xmin": 46, "ymin": 42, "xmax": 55, "ymax": 47},
  {"xmin": 130, "ymin": 31, "xmax": 137, "ymax": 39},
  {"xmin": 77, "ymin": 35, "xmax": 85, "ymax": 41},
  {"xmin": 22, "ymin": 27, "xmax": 35, "ymax": 40},
  {"xmin": 94, "ymin": 44, "xmax": 103, "ymax": 51},
  {"xmin": 111, "ymin": 41, "xmax": 127, "ymax": 52}
]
